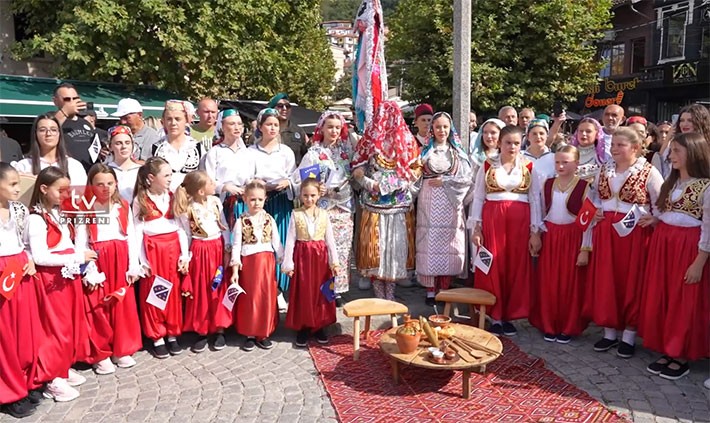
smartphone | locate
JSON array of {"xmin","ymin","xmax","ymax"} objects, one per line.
[
  {"xmin": 86, "ymin": 102, "xmax": 94, "ymax": 110},
  {"xmin": 553, "ymin": 101, "xmax": 563, "ymax": 117}
]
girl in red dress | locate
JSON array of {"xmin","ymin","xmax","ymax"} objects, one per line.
[
  {"xmin": 0, "ymin": 163, "xmax": 40, "ymax": 417},
  {"xmin": 529, "ymin": 145, "xmax": 591, "ymax": 343},
  {"xmin": 638, "ymin": 132, "xmax": 709, "ymax": 380},
  {"xmin": 230, "ymin": 179, "xmax": 283, "ymax": 352},
  {"xmin": 27, "ymin": 167, "xmax": 97, "ymax": 402},
  {"xmin": 174, "ymin": 171, "xmax": 231, "ymax": 353},
  {"xmin": 282, "ymin": 179, "xmax": 340, "ymax": 347},
  {"xmin": 586, "ymin": 127, "xmax": 663, "ymax": 358},
  {"xmin": 133, "ymin": 157, "xmax": 190, "ymax": 359},
  {"xmin": 74, "ymin": 164, "xmax": 142, "ymax": 375},
  {"xmin": 470, "ymin": 125, "xmax": 542, "ymax": 336}
]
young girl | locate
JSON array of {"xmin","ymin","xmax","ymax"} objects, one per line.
[
  {"xmin": 469, "ymin": 118, "xmax": 505, "ymax": 177},
  {"xmin": 0, "ymin": 163, "xmax": 40, "ymax": 417},
  {"xmin": 523, "ymin": 118, "xmax": 556, "ymax": 182},
  {"xmin": 133, "ymin": 157, "xmax": 190, "ymax": 359},
  {"xmin": 529, "ymin": 146, "xmax": 591, "ymax": 343},
  {"xmin": 569, "ymin": 117, "xmax": 605, "ymax": 182},
  {"xmin": 638, "ymin": 133, "xmax": 709, "ymax": 380},
  {"xmin": 586, "ymin": 127, "xmax": 663, "ymax": 358},
  {"xmin": 106, "ymin": 125, "xmax": 141, "ymax": 202},
  {"xmin": 282, "ymin": 179, "xmax": 340, "ymax": 347},
  {"xmin": 74, "ymin": 164, "xmax": 142, "ymax": 375},
  {"xmin": 174, "ymin": 171, "xmax": 232, "ymax": 353},
  {"xmin": 470, "ymin": 125, "xmax": 542, "ymax": 336},
  {"xmin": 416, "ymin": 112, "xmax": 472, "ymax": 304},
  {"xmin": 27, "ymin": 167, "xmax": 96, "ymax": 401},
  {"xmin": 230, "ymin": 180, "xmax": 283, "ymax": 351}
]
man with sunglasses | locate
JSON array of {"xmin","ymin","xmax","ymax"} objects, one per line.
[
  {"xmin": 52, "ymin": 82, "xmax": 98, "ymax": 171},
  {"xmin": 267, "ymin": 93, "xmax": 309, "ymax": 164}
]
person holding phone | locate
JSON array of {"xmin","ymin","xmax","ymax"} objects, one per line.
[{"xmin": 52, "ymin": 83, "xmax": 98, "ymax": 172}]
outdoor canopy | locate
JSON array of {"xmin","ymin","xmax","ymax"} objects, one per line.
[{"xmin": 0, "ymin": 74, "xmax": 177, "ymax": 119}]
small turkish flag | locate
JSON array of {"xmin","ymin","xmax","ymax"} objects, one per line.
[
  {"xmin": 576, "ymin": 198, "xmax": 597, "ymax": 231},
  {"xmin": 0, "ymin": 259, "xmax": 24, "ymax": 300}
]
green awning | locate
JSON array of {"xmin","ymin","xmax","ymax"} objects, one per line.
[{"xmin": 0, "ymin": 74, "xmax": 178, "ymax": 119}]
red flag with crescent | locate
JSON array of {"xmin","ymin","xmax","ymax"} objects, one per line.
[
  {"xmin": 0, "ymin": 259, "xmax": 24, "ymax": 300},
  {"xmin": 576, "ymin": 197, "xmax": 597, "ymax": 231},
  {"xmin": 104, "ymin": 287, "xmax": 128, "ymax": 304}
]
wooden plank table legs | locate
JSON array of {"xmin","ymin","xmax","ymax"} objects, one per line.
[
  {"xmin": 390, "ymin": 358, "xmax": 400, "ymax": 384},
  {"xmin": 462, "ymin": 369, "xmax": 472, "ymax": 399},
  {"xmin": 353, "ymin": 316, "xmax": 360, "ymax": 360}
]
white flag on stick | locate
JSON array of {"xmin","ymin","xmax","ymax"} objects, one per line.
[
  {"xmin": 473, "ymin": 245, "xmax": 494, "ymax": 275},
  {"xmin": 222, "ymin": 283, "xmax": 246, "ymax": 312},
  {"xmin": 612, "ymin": 204, "xmax": 644, "ymax": 237},
  {"xmin": 146, "ymin": 275, "xmax": 173, "ymax": 311}
]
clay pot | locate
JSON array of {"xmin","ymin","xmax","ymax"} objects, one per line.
[
  {"xmin": 395, "ymin": 330, "xmax": 421, "ymax": 354},
  {"xmin": 428, "ymin": 314, "xmax": 452, "ymax": 328}
]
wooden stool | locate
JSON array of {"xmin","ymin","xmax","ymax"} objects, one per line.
[
  {"xmin": 435, "ymin": 288, "xmax": 496, "ymax": 329},
  {"xmin": 342, "ymin": 298, "xmax": 408, "ymax": 360}
]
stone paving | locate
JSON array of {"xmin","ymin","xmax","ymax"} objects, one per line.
[{"xmin": 4, "ymin": 277, "xmax": 709, "ymax": 422}]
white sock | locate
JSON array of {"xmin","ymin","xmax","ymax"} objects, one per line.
[
  {"xmin": 490, "ymin": 319, "xmax": 502, "ymax": 325},
  {"xmin": 153, "ymin": 338, "xmax": 165, "ymax": 347},
  {"xmin": 426, "ymin": 291, "xmax": 436, "ymax": 298},
  {"xmin": 603, "ymin": 327, "xmax": 617, "ymax": 340},
  {"xmin": 166, "ymin": 336, "xmax": 177, "ymax": 343},
  {"xmin": 621, "ymin": 329, "xmax": 636, "ymax": 345}
]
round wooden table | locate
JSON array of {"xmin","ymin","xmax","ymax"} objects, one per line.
[{"xmin": 379, "ymin": 322, "xmax": 503, "ymax": 399}]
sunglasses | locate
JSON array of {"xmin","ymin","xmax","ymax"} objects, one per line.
[
  {"xmin": 657, "ymin": 121, "xmax": 672, "ymax": 126},
  {"xmin": 108, "ymin": 125, "xmax": 134, "ymax": 139},
  {"xmin": 61, "ymin": 96, "xmax": 81, "ymax": 102},
  {"xmin": 275, "ymin": 103, "xmax": 292, "ymax": 110}
]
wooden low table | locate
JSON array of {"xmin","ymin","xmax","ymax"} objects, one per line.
[{"xmin": 379, "ymin": 323, "xmax": 503, "ymax": 399}]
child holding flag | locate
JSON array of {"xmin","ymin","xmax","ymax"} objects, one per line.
[
  {"xmin": 282, "ymin": 178, "xmax": 340, "ymax": 347},
  {"xmin": 529, "ymin": 146, "xmax": 592, "ymax": 343},
  {"xmin": 585, "ymin": 127, "xmax": 663, "ymax": 358},
  {"xmin": 174, "ymin": 171, "xmax": 232, "ymax": 353}
]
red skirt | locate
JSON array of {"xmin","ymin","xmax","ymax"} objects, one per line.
[
  {"xmin": 234, "ymin": 252, "xmax": 278, "ymax": 339},
  {"xmin": 585, "ymin": 212, "xmax": 651, "ymax": 329},
  {"xmin": 475, "ymin": 200, "xmax": 532, "ymax": 321},
  {"xmin": 183, "ymin": 238, "xmax": 232, "ymax": 335},
  {"xmin": 529, "ymin": 223, "xmax": 588, "ymax": 336},
  {"xmin": 84, "ymin": 239, "xmax": 141, "ymax": 362},
  {"xmin": 0, "ymin": 253, "xmax": 35, "ymax": 403},
  {"xmin": 139, "ymin": 232, "xmax": 183, "ymax": 340},
  {"xmin": 638, "ymin": 223, "xmax": 709, "ymax": 360},
  {"xmin": 285, "ymin": 240, "xmax": 336, "ymax": 331},
  {"xmin": 34, "ymin": 249, "xmax": 89, "ymax": 383}
]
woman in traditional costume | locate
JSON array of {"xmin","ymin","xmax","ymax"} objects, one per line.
[{"xmin": 569, "ymin": 117, "xmax": 606, "ymax": 183}]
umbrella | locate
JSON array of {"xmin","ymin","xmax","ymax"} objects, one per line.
[{"xmin": 352, "ymin": 0, "xmax": 388, "ymax": 132}]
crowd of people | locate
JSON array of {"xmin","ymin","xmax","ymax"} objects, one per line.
[{"xmin": 0, "ymin": 82, "xmax": 708, "ymax": 418}]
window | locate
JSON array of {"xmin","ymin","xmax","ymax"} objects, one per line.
[
  {"xmin": 702, "ymin": 26, "xmax": 710, "ymax": 59},
  {"xmin": 599, "ymin": 43, "xmax": 625, "ymax": 77},
  {"xmin": 631, "ymin": 38, "xmax": 646, "ymax": 73},
  {"xmin": 658, "ymin": 4, "xmax": 689, "ymax": 63}
]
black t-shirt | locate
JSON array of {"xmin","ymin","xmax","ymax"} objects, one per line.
[
  {"xmin": 0, "ymin": 136, "xmax": 24, "ymax": 162},
  {"xmin": 62, "ymin": 117, "xmax": 97, "ymax": 171}
]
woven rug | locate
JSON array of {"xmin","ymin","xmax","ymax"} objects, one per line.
[{"xmin": 309, "ymin": 331, "xmax": 629, "ymax": 423}]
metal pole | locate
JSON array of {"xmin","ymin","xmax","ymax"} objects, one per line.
[{"xmin": 453, "ymin": 0, "xmax": 472, "ymax": 151}]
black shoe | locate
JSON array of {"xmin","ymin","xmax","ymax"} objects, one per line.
[
  {"xmin": 212, "ymin": 333, "xmax": 226, "ymax": 351},
  {"xmin": 616, "ymin": 341, "xmax": 635, "ymax": 358},
  {"xmin": 27, "ymin": 389, "xmax": 44, "ymax": 405},
  {"xmin": 335, "ymin": 296, "xmax": 344, "ymax": 308},
  {"xmin": 425, "ymin": 296, "xmax": 436, "ymax": 306},
  {"xmin": 167, "ymin": 340, "xmax": 183, "ymax": 355},
  {"xmin": 543, "ymin": 333, "xmax": 557, "ymax": 342},
  {"xmin": 314, "ymin": 329, "xmax": 328, "ymax": 344},
  {"xmin": 501, "ymin": 321, "xmax": 517, "ymax": 336},
  {"xmin": 191, "ymin": 336, "xmax": 208, "ymax": 353},
  {"xmin": 489, "ymin": 323, "xmax": 503, "ymax": 336},
  {"xmin": 593, "ymin": 337, "xmax": 618, "ymax": 352},
  {"xmin": 256, "ymin": 338, "xmax": 273, "ymax": 349},
  {"xmin": 659, "ymin": 361, "xmax": 690, "ymax": 380},
  {"xmin": 556, "ymin": 334, "xmax": 572, "ymax": 344},
  {"xmin": 153, "ymin": 343, "xmax": 170, "ymax": 359},
  {"xmin": 295, "ymin": 330, "xmax": 309, "ymax": 347},
  {"xmin": 647, "ymin": 356, "xmax": 672, "ymax": 375},
  {"xmin": 1, "ymin": 398, "xmax": 36, "ymax": 418},
  {"xmin": 242, "ymin": 337, "xmax": 256, "ymax": 351}
]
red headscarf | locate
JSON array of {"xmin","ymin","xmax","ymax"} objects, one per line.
[
  {"xmin": 312, "ymin": 111, "xmax": 349, "ymax": 145},
  {"xmin": 351, "ymin": 101, "xmax": 420, "ymax": 182}
]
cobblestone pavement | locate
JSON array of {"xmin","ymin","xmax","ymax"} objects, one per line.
[{"xmin": 5, "ymin": 277, "xmax": 709, "ymax": 423}]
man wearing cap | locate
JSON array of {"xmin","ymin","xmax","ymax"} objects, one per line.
[
  {"xmin": 268, "ymin": 93, "xmax": 309, "ymax": 164},
  {"xmin": 191, "ymin": 98, "xmax": 219, "ymax": 152},
  {"xmin": 112, "ymin": 98, "xmax": 160, "ymax": 161},
  {"xmin": 413, "ymin": 103, "xmax": 434, "ymax": 147},
  {"xmin": 53, "ymin": 82, "xmax": 98, "ymax": 171}
]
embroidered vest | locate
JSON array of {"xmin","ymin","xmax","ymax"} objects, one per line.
[
  {"xmin": 422, "ymin": 148, "xmax": 459, "ymax": 178},
  {"xmin": 665, "ymin": 179, "xmax": 710, "ymax": 220},
  {"xmin": 189, "ymin": 198, "xmax": 224, "ymax": 238},
  {"xmin": 31, "ymin": 209, "xmax": 74, "ymax": 249},
  {"xmin": 9, "ymin": 201, "xmax": 27, "ymax": 242},
  {"xmin": 598, "ymin": 162, "xmax": 653, "ymax": 205},
  {"xmin": 484, "ymin": 159, "xmax": 533, "ymax": 194},
  {"xmin": 293, "ymin": 209, "xmax": 328, "ymax": 241},
  {"xmin": 240, "ymin": 213, "xmax": 272, "ymax": 245},
  {"xmin": 543, "ymin": 177, "xmax": 589, "ymax": 216},
  {"xmin": 142, "ymin": 192, "xmax": 175, "ymax": 221},
  {"xmin": 87, "ymin": 200, "xmax": 129, "ymax": 242}
]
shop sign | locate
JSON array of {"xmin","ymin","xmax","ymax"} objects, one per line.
[
  {"xmin": 584, "ymin": 77, "xmax": 639, "ymax": 108},
  {"xmin": 672, "ymin": 61, "xmax": 699, "ymax": 84}
]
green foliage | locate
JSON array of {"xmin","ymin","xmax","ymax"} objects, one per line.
[
  {"xmin": 331, "ymin": 66, "xmax": 354, "ymax": 100},
  {"xmin": 320, "ymin": 0, "xmax": 400, "ymax": 21},
  {"xmin": 11, "ymin": 0, "xmax": 335, "ymax": 109},
  {"xmin": 387, "ymin": 0, "xmax": 612, "ymax": 114}
]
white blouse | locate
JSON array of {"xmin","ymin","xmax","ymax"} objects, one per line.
[
  {"xmin": 132, "ymin": 192, "xmax": 190, "ymax": 269},
  {"xmin": 0, "ymin": 202, "xmax": 28, "ymax": 257},
  {"xmin": 281, "ymin": 210, "xmax": 339, "ymax": 273},
  {"xmin": 26, "ymin": 208, "xmax": 82, "ymax": 266},
  {"xmin": 107, "ymin": 161, "xmax": 140, "ymax": 202},
  {"xmin": 230, "ymin": 210, "xmax": 283, "ymax": 267},
  {"xmin": 178, "ymin": 197, "xmax": 230, "ymax": 243},
  {"xmin": 13, "ymin": 157, "xmax": 87, "ymax": 186},
  {"xmin": 540, "ymin": 181, "xmax": 593, "ymax": 248},
  {"xmin": 659, "ymin": 180, "xmax": 710, "ymax": 252},
  {"xmin": 248, "ymin": 143, "xmax": 296, "ymax": 200},
  {"xmin": 593, "ymin": 159, "xmax": 664, "ymax": 216},
  {"xmin": 202, "ymin": 142, "xmax": 255, "ymax": 200},
  {"xmin": 152, "ymin": 138, "xmax": 203, "ymax": 192}
]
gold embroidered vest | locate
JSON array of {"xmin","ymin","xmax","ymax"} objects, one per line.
[
  {"xmin": 240, "ymin": 213, "xmax": 272, "ymax": 245},
  {"xmin": 188, "ymin": 199, "xmax": 223, "ymax": 238},
  {"xmin": 665, "ymin": 179, "xmax": 710, "ymax": 220},
  {"xmin": 293, "ymin": 209, "xmax": 328, "ymax": 241},
  {"xmin": 598, "ymin": 162, "xmax": 653, "ymax": 205},
  {"xmin": 484, "ymin": 159, "xmax": 533, "ymax": 194}
]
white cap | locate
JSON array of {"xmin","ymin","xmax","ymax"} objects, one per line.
[{"xmin": 111, "ymin": 98, "xmax": 143, "ymax": 117}]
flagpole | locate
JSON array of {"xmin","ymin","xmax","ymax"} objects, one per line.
[{"xmin": 453, "ymin": 0, "xmax": 472, "ymax": 151}]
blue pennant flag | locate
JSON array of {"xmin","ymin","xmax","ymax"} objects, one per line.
[
  {"xmin": 320, "ymin": 277, "xmax": 336, "ymax": 302},
  {"xmin": 211, "ymin": 266, "xmax": 224, "ymax": 291},
  {"xmin": 299, "ymin": 164, "xmax": 321, "ymax": 182}
]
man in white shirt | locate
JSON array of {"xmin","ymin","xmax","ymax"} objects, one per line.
[
  {"xmin": 498, "ymin": 106, "xmax": 518, "ymax": 127},
  {"xmin": 601, "ymin": 105, "xmax": 625, "ymax": 162},
  {"xmin": 112, "ymin": 98, "xmax": 160, "ymax": 162}
]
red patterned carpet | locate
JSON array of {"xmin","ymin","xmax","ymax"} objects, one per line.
[{"xmin": 309, "ymin": 332, "xmax": 629, "ymax": 423}]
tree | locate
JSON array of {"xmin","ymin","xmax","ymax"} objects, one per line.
[
  {"xmin": 387, "ymin": 0, "xmax": 612, "ymax": 114},
  {"xmin": 320, "ymin": 0, "xmax": 400, "ymax": 21},
  {"xmin": 331, "ymin": 66, "xmax": 354, "ymax": 101},
  {"xmin": 11, "ymin": 0, "xmax": 335, "ymax": 109}
]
